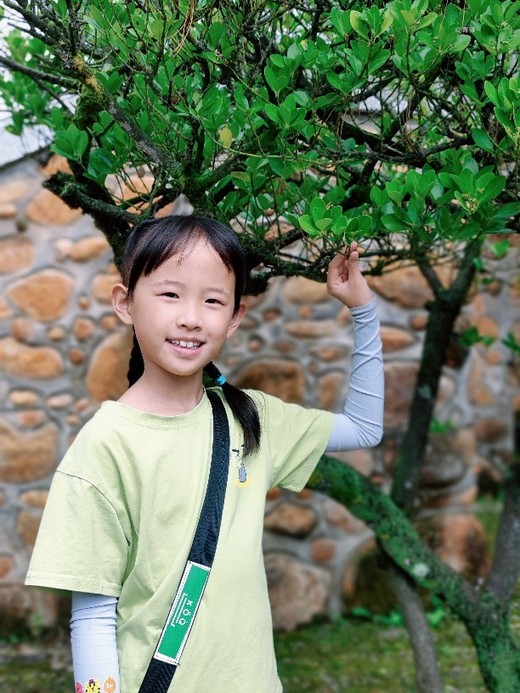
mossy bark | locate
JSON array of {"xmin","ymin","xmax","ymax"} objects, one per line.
[{"xmin": 308, "ymin": 456, "xmax": 520, "ymax": 690}]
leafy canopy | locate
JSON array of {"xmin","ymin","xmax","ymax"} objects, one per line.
[{"xmin": 0, "ymin": 0, "xmax": 518, "ymax": 280}]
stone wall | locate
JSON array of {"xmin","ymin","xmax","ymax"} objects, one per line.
[{"xmin": 0, "ymin": 155, "xmax": 519, "ymax": 632}]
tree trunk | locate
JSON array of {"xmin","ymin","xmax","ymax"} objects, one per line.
[
  {"xmin": 387, "ymin": 565, "xmax": 444, "ymax": 693},
  {"xmin": 386, "ymin": 245, "xmax": 483, "ymax": 684},
  {"xmin": 389, "ymin": 292, "xmax": 460, "ymax": 511},
  {"xmin": 390, "ymin": 242, "xmax": 482, "ymax": 512},
  {"xmin": 486, "ymin": 412, "xmax": 520, "ymax": 608}
]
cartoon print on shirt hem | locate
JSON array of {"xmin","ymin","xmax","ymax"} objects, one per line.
[
  {"xmin": 103, "ymin": 676, "xmax": 117, "ymax": 692},
  {"xmin": 77, "ymin": 677, "xmax": 117, "ymax": 693}
]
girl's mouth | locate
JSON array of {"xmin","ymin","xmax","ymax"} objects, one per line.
[{"xmin": 167, "ymin": 339, "xmax": 202, "ymax": 349}]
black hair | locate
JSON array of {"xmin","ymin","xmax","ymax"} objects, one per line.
[{"xmin": 122, "ymin": 215, "xmax": 261, "ymax": 456}]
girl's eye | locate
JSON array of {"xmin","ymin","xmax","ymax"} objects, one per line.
[
  {"xmin": 162, "ymin": 292, "xmax": 178, "ymax": 298},
  {"xmin": 206, "ymin": 298, "xmax": 223, "ymax": 305}
]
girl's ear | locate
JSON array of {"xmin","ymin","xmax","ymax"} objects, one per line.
[
  {"xmin": 112, "ymin": 283, "xmax": 134, "ymax": 325},
  {"xmin": 227, "ymin": 302, "xmax": 247, "ymax": 337}
]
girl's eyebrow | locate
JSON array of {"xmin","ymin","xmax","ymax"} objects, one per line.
[
  {"xmin": 152, "ymin": 279, "xmax": 230, "ymax": 295},
  {"xmin": 152, "ymin": 279, "xmax": 183, "ymax": 287}
]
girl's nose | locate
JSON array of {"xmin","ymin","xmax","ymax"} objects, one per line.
[{"xmin": 177, "ymin": 303, "xmax": 202, "ymax": 330}]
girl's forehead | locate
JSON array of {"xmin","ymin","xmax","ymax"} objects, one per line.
[
  {"xmin": 170, "ymin": 238, "xmax": 228, "ymax": 267},
  {"xmin": 151, "ymin": 239, "xmax": 234, "ymax": 280}
]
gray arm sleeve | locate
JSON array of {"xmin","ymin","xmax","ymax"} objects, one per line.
[
  {"xmin": 326, "ymin": 298, "xmax": 384, "ymax": 452},
  {"xmin": 70, "ymin": 591, "xmax": 121, "ymax": 691}
]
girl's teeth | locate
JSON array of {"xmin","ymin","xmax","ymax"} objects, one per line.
[{"xmin": 172, "ymin": 340, "xmax": 199, "ymax": 348}]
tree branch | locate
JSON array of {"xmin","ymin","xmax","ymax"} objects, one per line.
[
  {"xmin": 43, "ymin": 172, "xmax": 136, "ymax": 263},
  {"xmin": 0, "ymin": 54, "xmax": 75, "ymax": 88},
  {"xmin": 309, "ymin": 455, "xmax": 481, "ymax": 617}
]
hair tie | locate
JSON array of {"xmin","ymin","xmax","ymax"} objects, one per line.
[{"xmin": 215, "ymin": 374, "xmax": 227, "ymax": 386}]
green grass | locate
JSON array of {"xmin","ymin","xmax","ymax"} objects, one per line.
[
  {"xmin": 275, "ymin": 614, "xmax": 486, "ymax": 692},
  {"xmin": 0, "ymin": 665, "xmax": 71, "ymax": 693},
  {"xmin": 0, "ymin": 614, "xmax": 487, "ymax": 693}
]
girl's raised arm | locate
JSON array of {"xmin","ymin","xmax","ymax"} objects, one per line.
[{"xmin": 325, "ymin": 245, "xmax": 384, "ymax": 452}]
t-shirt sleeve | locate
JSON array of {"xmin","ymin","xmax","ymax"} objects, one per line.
[
  {"xmin": 253, "ymin": 391, "xmax": 333, "ymax": 492},
  {"xmin": 25, "ymin": 470, "xmax": 129, "ymax": 596}
]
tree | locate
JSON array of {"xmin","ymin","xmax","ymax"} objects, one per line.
[{"xmin": 1, "ymin": 0, "xmax": 519, "ymax": 689}]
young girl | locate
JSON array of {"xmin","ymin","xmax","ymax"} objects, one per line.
[{"xmin": 26, "ymin": 215, "xmax": 384, "ymax": 693}]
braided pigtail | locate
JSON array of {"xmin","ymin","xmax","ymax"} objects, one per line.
[
  {"xmin": 127, "ymin": 332, "xmax": 145, "ymax": 386},
  {"xmin": 204, "ymin": 362, "xmax": 261, "ymax": 457}
]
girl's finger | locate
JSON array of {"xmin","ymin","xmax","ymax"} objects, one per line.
[
  {"xmin": 327, "ymin": 254, "xmax": 347, "ymax": 286},
  {"xmin": 347, "ymin": 248, "xmax": 360, "ymax": 268}
]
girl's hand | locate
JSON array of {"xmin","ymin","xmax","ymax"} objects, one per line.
[{"xmin": 326, "ymin": 242, "xmax": 373, "ymax": 308}]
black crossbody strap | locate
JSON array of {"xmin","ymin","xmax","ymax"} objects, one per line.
[{"xmin": 138, "ymin": 390, "xmax": 230, "ymax": 693}]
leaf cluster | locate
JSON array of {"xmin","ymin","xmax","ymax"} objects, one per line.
[{"xmin": 0, "ymin": 0, "xmax": 518, "ymax": 280}]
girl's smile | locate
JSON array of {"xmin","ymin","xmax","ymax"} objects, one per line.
[{"xmin": 167, "ymin": 339, "xmax": 203, "ymax": 350}]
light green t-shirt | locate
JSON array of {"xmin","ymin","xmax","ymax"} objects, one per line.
[{"xmin": 26, "ymin": 389, "xmax": 333, "ymax": 692}]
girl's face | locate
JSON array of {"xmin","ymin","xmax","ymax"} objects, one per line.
[{"xmin": 112, "ymin": 237, "xmax": 246, "ymax": 388}]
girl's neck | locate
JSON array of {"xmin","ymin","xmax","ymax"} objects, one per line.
[{"xmin": 118, "ymin": 372, "xmax": 205, "ymax": 416}]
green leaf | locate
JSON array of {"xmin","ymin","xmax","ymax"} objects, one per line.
[
  {"xmin": 406, "ymin": 169, "xmax": 436, "ymax": 198},
  {"xmin": 380, "ymin": 10, "xmax": 393, "ymax": 34},
  {"xmin": 472, "ymin": 128, "xmax": 494, "ymax": 152},
  {"xmin": 350, "ymin": 11, "xmax": 369, "ymax": 39},
  {"xmin": 299, "ymin": 214, "xmax": 319, "ymax": 237},
  {"xmin": 368, "ymin": 47, "xmax": 390, "ymax": 73},
  {"xmin": 416, "ymin": 12, "xmax": 437, "ymax": 30},
  {"xmin": 287, "ymin": 42, "xmax": 302, "ymax": 60},
  {"xmin": 329, "ymin": 8, "xmax": 352, "ymax": 36},
  {"xmin": 488, "ymin": 238, "xmax": 510, "ymax": 258},
  {"xmin": 86, "ymin": 5, "xmax": 109, "ymax": 31},
  {"xmin": 264, "ymin": 103, "xmax": 281, "ymax": 125},
  {"xmin": 315, "ymin": 217, "xmax": 332, "ymax": 231},
  {"xmin": 426, "ymin": 606, "xmax": 447, "ymax": 628},
  {"xmin": 326, "ymin": 72, "xmax": 353, "ymax": 94},
  {"xmin": 310, "ymin": 197, "xmax": 327, "ymax": 220},
  {"xmin": 324, "ymin": 186, "xmax": 346, "ymax": 205},
  {"xmin": 292, "ymin": 90, "xmax": 310, "ymax": 107},
  {"xmin": 451, "ymin": 34, "xmax": 471, "ymax": 52},
  {"xmin": 52, "ymin": 134, "xmax": 75, "ymax": 159},
  {"xmin": 270, "ymin": 54, "xmax": 285, "ymax": 68},
  {"xmin": 370, "ymin": 187, "xmax": 387, "ymax": 207},
  {"xmin": 264, "ymin": 66, "xmax": 289, "ymax": 95},
  {"xmin": 50, "ymin": 107, "xmax": 65, "ymax": 130},
  {"xmin": 476, "ymin": 175, "xmax": 505, "ymax": 204},
  {"xmin": 400, "ymin": 10, "xmax": 417, "ymax": 28},
  {"xmin": 53, "ymin": 124, "xmax": 88, "ymax": 163},
  {"xmin": 458, "ymin": 168, "xmax": 475, "ymax": 194},
  {"xmin": 219, "ymin": 126, "xmax": 233, "ymax": 148},
  {"xmin": 386, "ymin": 180, "xmax": 404, "ymax": 204},
  {"xmin": 347, "ymin": 52, "xmax": 365, "ymax": 78},
  {"xmin": 86, "ymin": 148, "xmax": 117, "ymax": 183},
  {"xmin": 230, "ymin": 171, "xmax": 249, "ymax": 182},
  {"xmin": 381, "ymin": 213, "xmax": 408, "ymax": 231},
  {"xmin": 208, "ymin": 22, "xmax": 225, "ymax": 48},
  {"xmin": 150, "ymin": 17, "xmax": 164, "ymax": 40},
  {"xmin": 502, "ymin": 332, "xmax": 520, "ymax": 354},
  {"xmin": 459, "ymin": 326, "xmax": 495, "ymax": 348},
  {"xmin": 484, "ymin": 81, "xmax": 499, "ymax": 106},
  {"xmin": 492, "ymin": 202, "xmax": 520, "ymax": 220}
]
